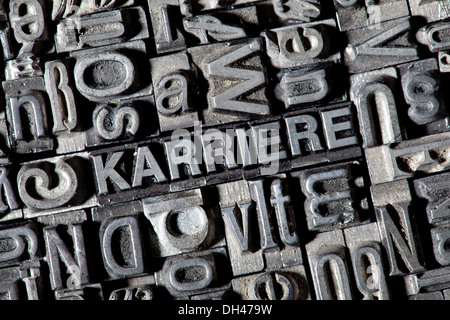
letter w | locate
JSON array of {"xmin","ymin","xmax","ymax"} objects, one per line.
[{"xmin": 206, "ymin": 40, "xmax": 270, "ymax": 115}]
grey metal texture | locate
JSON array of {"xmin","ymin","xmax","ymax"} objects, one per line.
[{"xmin": 0, "ymin": 0, "xmax": 449, "ymax": 302}]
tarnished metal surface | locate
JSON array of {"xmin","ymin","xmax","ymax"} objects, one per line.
[{"xmin": 0, "ymin": 0, "xmax": 449, "ymax": 301}]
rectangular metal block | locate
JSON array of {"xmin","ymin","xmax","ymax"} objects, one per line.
[
  {"xmin": 50, "ymin": 0, "xmax": 135, "ymax": 19},
  {"xmin": 150, "ymin": 52, "xmax": 199, "ymax": 132},
  {"xmin": 343, "ymin": 223, "xmax": 390, "ymax": 300},
  {"xmin": 70, "ymin": 40, "xmax": 153, "ymax": 103},
  {"xmin": 430, "ymin": 224, "xmax": 450, "ymax": 267},
  {"xmin": 408, "ymin": 0, "xmax": 450, "ymax": 23},
  {"xmin": 275, "ymin": 64, "xmax": 348, "ymax": 110},
  {"xmin": 183, "ymin": 6, "xmax": 259, "ymax": 46},
  {"xmin": 153, "ymin": 247, "xmax": 231, "ymax": 298},
  {"xmin": 55, "ymin": 7, "xmax": 149, "ymax": 53},
  {"xmin": 292, "ymin": 160, "xmax": 369, "ymax": 232},
  {"xmin": 350, "ymin": 67, "xmax": 402, "ymax": 149},
  {"xmin": 217, "ymin": 176, "xmax": 303, "ymax": 276},
  {"xmin": 84, "ymin": 96, "xmax": 159, "ymax": 149},
  {"xmin": 438, "ymin": 51, "xmax": 450, "ymax": 73},
  {"xmin": 91, "ymin": 201, "xmax": 143, "ymax": 223},
  {"xmin": 18, "ymin": 152, "xmax": 98, "ymax": 219},
  {"xmin": 365, "ymin": 132, "xmax": 450, "ymax": 185},
  {"xmin": 334, "ymin": 0, "xmax": 409, "ymax": 31},
  {"xmin": 37, "ymin": 209, "xmax": 87, "ymax": 226},
  {"xmin": 142, "ymin": 189, "xmax": 226, "ymax": 258},
  {"xmin": 344, "ymin": 17, "xmax": 419, "ymax": 74},
  {"xmin": 414, "ymin": 171, "xmax": 450, "ymax": 226},
  {"xmin": 305, "ymin": 229, "xmax": 353, "ymax": 300},
  {"xmin": 271, "ymin": 0, "xmax": 321, "ymax": 23},
  {"xmin": 404, "ymin": 266, "xmax": 450, "ymax": 296},
  {"xmin": 397, "ymin": 58, "xmax": 449, "ymax": 137},
  {"xmin": 0, "ymin": 222, "xmax": 41, "ymax": 267},
  {"xmin": 0, "ymin": 261, "xmax": 42, "ymax": 300},
  {"xmin": 372, "ymin": 180, "xmax": 425, "ymax": 276},
  {"xmin": 2, "ymin": 76, "xmax": 54, "ymax": 154},
  {"xmin": 231, "ymin": 265, "xmax": 311, "ymax": 300},
  {"xmin": 147, "ymin": 0, "xmax": 187, "ymax": 54},
  {"xmin": 408, "ymin": 292, "xmax": 444, "ymax": 300},
  {"xmin": 263, "ymin": 19, "xmax": 341, "ymax": 69},
  {"xmin": 189, "ymin": 38, "xmax": 272, "ymax": 127},
  {"xmin": 55, "ymin": 283, "xmax": 104, "ymax": 300}
]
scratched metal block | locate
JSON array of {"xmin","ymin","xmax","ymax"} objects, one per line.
[
  {"xmin": 91, "ymin": 201, "xmax": 149, "ymax": 280},
  {"xmin": 43, "ymin": 59, "xmax": 87, "ymax": 155},
  {"xmin": 350, "ymin": 67, "xmax": 403, "ymax": 149},
  {"xmin": 231, "ymin": 265, "xmax": 311, "ymax": 300},
  {"xmin": 371, "ymin": 180, "xmax": 425, "ymax": 276},
  {"xmin": 0, "ymin": 222, "xmax": 41, "ymax": 267},
  {"xmin": 38, "ymin": 210, "xmax": 90, "ymax": 290},
  {"xmin": 105, "ymin": 281, "xmax": 154, "ymax": 301},
  {"xmin": 333, "ymin": 0, "xmax": 409, "ymax": 32},
  {"xmin": 142, "ymin": 189, "xmax": 225, "ymax": 258},
  {"xmin": 417, "ymin": 19, "xmax": 450, "ymax": 53},
  {"xmin": 438, "ymin": 51, "xmax": 450, "ymax": 73},
  {"xmin": 293, "ymin": 161, "xmax": 369, "ymax": 232},
  {"xmin": 408, "ymin": 291, "xmax": 444, "ymax": 300},
  {"xmin": 305, "ymin": 230, "xmax": 354, "ymax": 300},
  {"xmin": 2, "ymin": 76, "xmax": 54, "ymax": 154},
  {"xmin": 50, "ymin": 0, "xmax": 135, "ymax": 20},
  {"xmin": 153, "ymin": 247, "xmax": 231, "ymax": 298},
  {"xmin": 97, "ymin": 211, "xmax": 147, "ymax": 280},
  {"xmin": 85, "ymin": 96, "xmax": 159, "ymax": 148},
  {"xmin": 217, "ymin": 177, "xmax": 303, "ymax": 276},
  {"xmin": 183, "ymin": 6, "xmax": 259, "ymax": 46},
  {"xmin": 275, "ymin": 67, "xmax": 330, "ymax": 109},
  {"xmin": 365, "ymin": 132, "xmax": 450, "ymax": 185},
  {"xmin": 0, "ymin": 109, "xmax": 11, "ymax": 163},
  {"xmin": 189, "ymin": 38, "xmax": 272, "ymax": 127},
  {"xmin": 404, "ymin": 266, "xmax": 450, "ymax": 296},
  {"xmin": 250, "ymin": 120, "xmax": 289, "ymax": 176},
  {"xmin": 5, "ymin": 54, "xmax": 44, "ymax": 81},
  {"xmin": 430, "ymin": 224, "xmax": 450, "ymax": 267},
  {"xmin": 414, "ymin": 172, "xmax": 450, "ymax": 225},
  {"xmin": 397, "ymin": 58, "xmax": 450, "ymax": 137},
  {"xmin": 343, "ymin": 223, "xmax": 390, "ymax": 300},
  {"xmin": 344, "ymin": 17, "xmax": 419, "ymax": 74},
  {"xmin": 148, "ymin": 0, "xmax": 187, "ymax": 54},
  {"xmin": 8, "ymin": 0, "xmax": 50, "ymax": 58},
  {"xmin": 150, "ymin": 52, "xmax": 199, "ymax": 132},
  {"xmin": 272, "ymin": 0, "xmax": 321, "ymax": 23},
  {"xmin": 0, "ymin": 2, "xmax": 14, "ymax": 61},
  {"xmin": 55, "ymin": 284, "xmax": 104, "ymax": 300},
  {"xmin": 54, "ymin": 7, "xmax": 149, "ymax": 53},
  {"xmin": 263, "ymin": 19, "xmax": 341, "ymax": 69},
  {"xmin": 408, "ymin": 0, "xmax": 450, "ymax": 23},
  {"xmin": 70, "ymin": 40, "xmax": 153, "ymax": 103},
  {"xmin": 0, "ymin": 262, "xmax": 43, "ymax": 300},
  {"xmin": 0, "ymin": 165, "xmax": 22, "ymax": 222},
  {"xmin": 17, "ymin": 152, "xmax": 98, "ymax": 218},
  {"xmin": 348, "ymin": 71, "xmax": 398, "ymax": 134},
  {"xmin": 274, "ymin": 64, "xmax": 348, "ymax": 110},
  {"xmin": 1, "ymin": 0, "xmax": 450, "ymax": 302}
]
